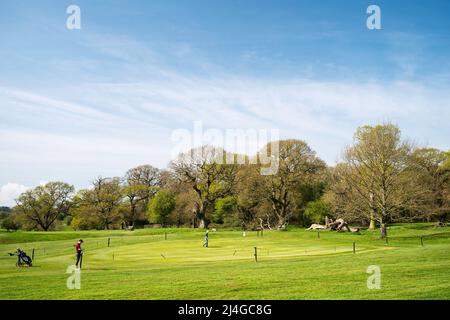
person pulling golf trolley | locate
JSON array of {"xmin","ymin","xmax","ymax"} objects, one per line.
[
  {"xmin": 8, "ymin": 248, "xmax": 32, "ymax": 267},
  {"xmin": 203, "ymin": 230, "xmax": 209, "ymax": 248}
]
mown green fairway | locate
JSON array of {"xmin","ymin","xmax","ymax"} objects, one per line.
[{"xmin": 0, "ymin": 224, "xmax": 449, "ymax": 300}]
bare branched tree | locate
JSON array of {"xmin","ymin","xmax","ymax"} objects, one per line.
[
  {"xmin": 329, "ymin": 124, "xmax": 427, "ymax": 237},
  {"xmin": 170, "ymin": 146, "xmax": 237, "ymax": 228},
  {"xmin": 260, "ymin": 140, "xmax": 326, "ymax": 229}
]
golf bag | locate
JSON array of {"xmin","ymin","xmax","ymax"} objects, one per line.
[{"xmin": 9, "ymin": 249, "xmax": 33, "ymax": 267}]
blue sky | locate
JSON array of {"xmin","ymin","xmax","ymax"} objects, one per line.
[{"xmin": 1, "ymin": 0, "xmax": 450, "ymax": 206}]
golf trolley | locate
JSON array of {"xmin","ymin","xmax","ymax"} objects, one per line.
[{"xmin": 9, "ymin": 249, "xmax": 33, "ymax": 267}]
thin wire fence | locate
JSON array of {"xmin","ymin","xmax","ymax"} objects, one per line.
[{"xmin": 1, "ymin": 228, "xmax": 449, "ymax": 264}]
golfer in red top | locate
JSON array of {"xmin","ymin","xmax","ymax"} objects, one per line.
[{"xmin": 75, "ymin": 239, "xmax": 83, "ymax": 268}]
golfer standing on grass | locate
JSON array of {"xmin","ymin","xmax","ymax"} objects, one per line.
[
  {"xmin": 75, "ymin": 239, "xmax": 83, "ymax": 268},
  {"xmin": 203, "ymin": 230, "xmax": 209, "ymax": 248}
]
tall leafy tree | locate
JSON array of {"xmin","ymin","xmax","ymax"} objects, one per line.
[
  {"xmin": 122, "ymin": 165, "xmax": 160, "ymax": 227},
  {"xmin": 72, "ymin": 177, "xmax": 123, "ymax": 230},
  {"xmin": 148, "ymin": 189, "xmax": 176, "ymax": 226},
  {"xmin": 213, "ymin": 196, "xmax": 238, "ymax": 224},
  {"xmin": 15, "ymin": 182, "xmax": 74, "ymax": 231},
  {"xmin": 170, "ymin": 190, "xmax": 198, "ymax": 227},
  {"xmin": 234, "ymin": 164, "xmax": 266, "ymax": 229},
  {"xmin": 411, "ymin": 148, "xmax": 450, "ymax": 222}
]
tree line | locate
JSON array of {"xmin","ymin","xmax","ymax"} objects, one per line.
[{"xmin": 1, "ymin": 123, "xmax": 449, "ymax": 237}]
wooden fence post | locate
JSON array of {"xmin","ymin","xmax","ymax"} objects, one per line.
[{"xmin": 254, "ymin": 247, "xmax": 258, "ymax": 262}]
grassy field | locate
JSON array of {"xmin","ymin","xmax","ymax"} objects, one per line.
[{"xmin": 0, "ymin": 223, "xmax": 449, "ymax": 300}]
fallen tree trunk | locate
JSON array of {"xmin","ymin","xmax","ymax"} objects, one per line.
[
  {"xmin": 308, "ymin": 218, "xmax": 360, "ymax": 233},
  {"xmin": 307, "ymin": 224, "xmax": 327, "ymax": 230}
]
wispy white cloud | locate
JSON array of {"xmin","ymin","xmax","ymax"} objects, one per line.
[
  {"xmin": 0, "ymin": 183, "xmax": 29, "ymax": 207},
  {"xmin": 1, "ymin": 33, "xmax": 449, "ymax": 191},
  {"xmin": 385, "ymin": 32, "xmax": 426, "ymax": 78},
  {"xmin": 1, "ymin": 75, "xmax": 449, "ymax": 178}
]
